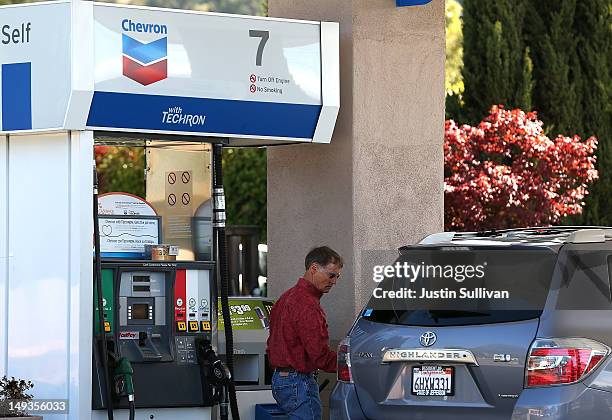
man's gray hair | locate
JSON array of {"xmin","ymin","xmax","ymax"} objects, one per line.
[{"xmin": 305, "ymin": 246, "xmax": 344, "ymax": 270}]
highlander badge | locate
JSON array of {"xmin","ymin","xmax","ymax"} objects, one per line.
[{"xmin": 381, "ymin": 348, "xmax": 479, "ymax": 365}]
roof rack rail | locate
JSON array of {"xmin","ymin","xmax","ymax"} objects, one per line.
[
  {"xmin": 567, "ymin": 229, "xmax": 611, "ymax": 243},
  {"xmin": 416, "ymin": 226, "xmax": 612, "ymax": 246},
  {"xmin": 419, "ymin": 232, "xmax": 456, "ymax": 244}
]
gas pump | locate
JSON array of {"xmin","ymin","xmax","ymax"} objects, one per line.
[
  {"xmin": 91, "ymin": 144, "xmax": 237, "ymax": 420},
  {"xmin": 91, "ymin": 261, "xmax": 219, "ymax": 409}
]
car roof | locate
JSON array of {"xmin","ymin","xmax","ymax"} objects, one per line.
[{"xmin": 411, "ymin": 226, "xmax": 612, "ymax": 249}]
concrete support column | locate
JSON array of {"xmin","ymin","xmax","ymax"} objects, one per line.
[{"xmin": 267, "ymin": 0, "xmax": 445, "ymax": 340}]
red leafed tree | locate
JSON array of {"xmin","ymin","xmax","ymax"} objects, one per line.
[{"xmin": 444, "ymin": 106, "xmax": 598, "ymax": 231}]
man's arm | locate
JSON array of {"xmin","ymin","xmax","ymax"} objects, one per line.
[{"xmin": 297, "ymin": 306, "xmax": 337, "ymax": 373}]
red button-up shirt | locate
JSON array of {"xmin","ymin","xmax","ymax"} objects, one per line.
[{"xmin": 267, "ymin": 278, "xmax": 337, "ymax": 373}]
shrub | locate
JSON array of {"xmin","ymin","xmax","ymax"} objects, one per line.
[
  {"xmin": 0, "ymin": 376, "xmax": 34, "ymax": 417},
  {"xmin": 444, "ymin": 105, "xmax": 598, "ymax": 231}
]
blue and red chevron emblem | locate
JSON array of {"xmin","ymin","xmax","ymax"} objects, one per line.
[{"xmin": 122, "ymin": 34, "xmax": 168, "ymax": 86}]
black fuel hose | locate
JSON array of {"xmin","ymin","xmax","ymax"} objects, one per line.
[
  {"xmin": 212, "ymin": 144, "xmax": 240, "ymax": 420},
  {"xmin": 93, "ymin": 161, "xmax": 115, "ymax": 420},
  {"xmin": 128, "ymin": 398, "xmax": 135, "ymax": 420},
  {"xmin": 319, "ymin": 379, "xmax": 330, "ymax": 393}
]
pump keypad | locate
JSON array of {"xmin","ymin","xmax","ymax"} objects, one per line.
[{"xmin": 175, "ymin": 336, "xmax": 197, "ymax": 364}]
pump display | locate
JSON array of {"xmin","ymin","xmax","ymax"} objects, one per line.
[{"xmin": 0, "ymin": 2, "xmax": 338, "ymax": 420}]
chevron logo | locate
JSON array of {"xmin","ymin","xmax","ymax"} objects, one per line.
[{"xmin": 122, "ymin": 34, "xmax": 168, "ymax": 86}]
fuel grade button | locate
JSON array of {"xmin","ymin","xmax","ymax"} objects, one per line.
[
  {"xmin": 177, "ymin": 351, "xmax": 188, "ymax": 363},
  {"xmin": 185, "ymin": 337, "xmax": 195, "ymax": 350},
  {"xmin": 188, "ymin": 321, "xmax": 199, "ymax": 332},
  {"xmin": 176, "ymin": 321, "xmax": 187, "ymax": 332}
]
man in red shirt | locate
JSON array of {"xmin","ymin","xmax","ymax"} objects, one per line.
[{"xmin": 267, "ymin": 246, "xmax": 343, "ymax": 419}]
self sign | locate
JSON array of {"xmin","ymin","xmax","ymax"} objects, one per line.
[{"xmin": 1, "ymin": 22, "xmax": 31, "ymax": 45}]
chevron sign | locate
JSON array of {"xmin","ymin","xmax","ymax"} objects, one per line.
[{"xmin": 122, "ymin": 32, "xmax": 168, "ymax": 86}]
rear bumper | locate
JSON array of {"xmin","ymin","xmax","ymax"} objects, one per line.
[
  {"xmin": 511, "ymin": 383, "xmax": 612, "ymax": 419},
  {"xmin": 331, "ymin": 380, "xmax": 612, "ymax": 419},
  {"xmin": 329, "ymin": 382, "xmax": 367, "ymax": 420}
]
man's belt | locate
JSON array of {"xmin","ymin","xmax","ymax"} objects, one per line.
[
  {"xmin": 275, "ymin": 367, "xmax": 318, "ymax": 376},
  {"xmin": 275, "ymin": 366, "xmax": 297, "ymax": 373}
]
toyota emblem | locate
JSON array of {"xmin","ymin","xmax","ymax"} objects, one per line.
[{"xmin": 419, "ymin": 331, "xmax": 437, "ymax": 347}]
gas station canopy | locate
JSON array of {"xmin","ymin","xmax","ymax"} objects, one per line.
[{"xmin": 0, "ymin": 1, "xmax": 339, "ymax": 145}]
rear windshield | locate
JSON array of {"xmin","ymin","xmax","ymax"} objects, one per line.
[
  {"xmin": 365, "ymin": 309, "xmax": 544, "ymax": 327},
  {"xmin": 363, "ymin": 247, "xmax": 557, "ymax": 327},
  {"xmin": 554, "ymin": 246, "xmax": 612, "ymax": 310}
]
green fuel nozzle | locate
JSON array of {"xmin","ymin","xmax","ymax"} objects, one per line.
[{"xmin": 114, "ymin": 357, "xmax": 135, "ymax": 401}]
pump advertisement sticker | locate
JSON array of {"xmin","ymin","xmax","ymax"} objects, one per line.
[
  {"xmin": 99, "ymin": 215, "xmax": 161, "ymax": 258},
  {"xmin": 218, "ymin": 299, "xmax": 274, "ymax": 331},
  {"xmin": 87, "ymin": 3, "xmax": 322, "ymax": 139},
  {"xmin": 0, "ymin": 2, "xmax": 70, "ymax": 133}
]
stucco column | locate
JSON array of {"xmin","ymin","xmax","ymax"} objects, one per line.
[{"xmin": 267, "ymin": 0, "xmax": 445, "ymax": 341}]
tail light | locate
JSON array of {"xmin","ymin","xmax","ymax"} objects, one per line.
[
  {"xmin": 526, "ymin": 338, "xmax": 610, "ymax": 387},
  {"xmin": 337, "ymin": 336, "xmax": 353, "ymax": 383}
]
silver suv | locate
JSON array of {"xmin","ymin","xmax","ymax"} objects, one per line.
[{"xmin": 330, "ymin": 227, "xmax": 612, "ymax": 419}]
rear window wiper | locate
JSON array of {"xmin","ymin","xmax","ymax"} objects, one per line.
[{"xmin": 426, "ymin": 310, "xmax": 492, "ymax": 319}]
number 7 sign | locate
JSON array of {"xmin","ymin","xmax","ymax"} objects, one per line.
[{"xmin": 249, "ymin": 30, "xmax": 269, "ymax": 66}]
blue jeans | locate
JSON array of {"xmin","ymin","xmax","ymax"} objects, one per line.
[{"xmin": 271, "ymin": 370, "xmax": 322, "ymax": 420}]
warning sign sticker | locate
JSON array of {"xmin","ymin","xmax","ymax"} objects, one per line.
[{"xmin": 99, "ymin": 215, "xmax": 161, "ymax": 258}]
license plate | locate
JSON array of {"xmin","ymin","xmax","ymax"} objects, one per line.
[{"xmin": 411, "ymin": 366, "xmax": 454, "ymax": 396}]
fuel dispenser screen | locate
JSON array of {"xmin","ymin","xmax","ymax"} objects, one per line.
[{"xmin": 132, "ymin": 304, "xmax": 149, "ymax": 320}]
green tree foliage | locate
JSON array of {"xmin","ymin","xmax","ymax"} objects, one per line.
[
  {"xmin": 461, "ymin": 0, "xmax": 534, "ymax": 124},
  {"xmin": 523, "ymin": 0, "xmax": 611, "ymax": 225},
  {"xmin": 95, "ymin": 146, "xmax": 145, "ymax": 198},
  {"xmin": 524, "ymin": 1, "xmax": 582, "ymax": 136},
  {"xmin": 445, "ymin": 0, "xmax": 464, "ymax": 120},
  {"xmin": 222, "ymin": 148, "xmax": 267, "ymax": 241},
  {"xmin": 568, "ymin": 0, "xmax": 612, "ymax": 225},
  {"xmin": 460, "ymin": 0, "xmax": 611, "ymax": 225}
]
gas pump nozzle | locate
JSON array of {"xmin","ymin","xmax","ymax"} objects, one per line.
[
  {"xmin": 113, "ymin": 357, "xmax": 135, "ymax": 398},
  {"xmin": 113, "ymin": 357, "xmax": 136, "ymax": 420},
  {"xmin": 196, "ymin": 338, "xmax": 231, "ymax": 420},
  {"xmin": 196, "ymin": 338, "xmax": 230, "ymax": 382}
]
